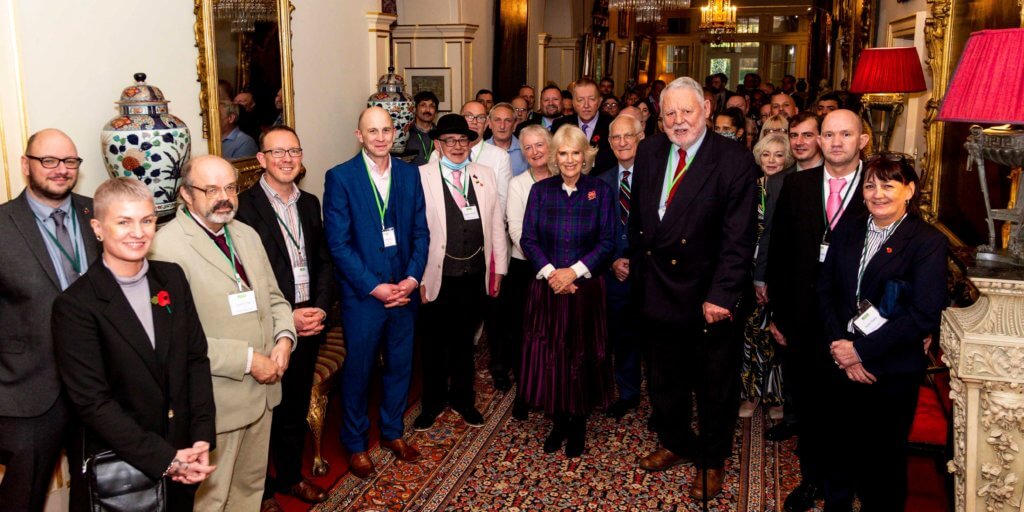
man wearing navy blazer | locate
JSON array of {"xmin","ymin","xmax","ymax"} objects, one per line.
[
  {"xmin": 551, "ymin": 78, "xmax": 616, "ymax": 175},
  {"xmin": 323, "ymin": 107, "xmax": 429, "ymax": 479},
  {"xmin": 628, "ymin": 77, "xmax": 759, "ymax": 499},
  {"xmin": 599, "ymin": 114, "xmax": 645, "ymax": 419}
]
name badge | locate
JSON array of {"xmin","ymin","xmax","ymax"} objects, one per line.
[
  {"xmin": 382, "ymin": 227, "xmax": 397, "ymax": 248},
  {"xmin": 293, "ymin": 266, "xmax": 310, "ymax": 285},
  {"xmin": 461, "ymin": 205, "xmax": 480, "ymax": 220},
  {"xmin": 228, "ymin": 290, "xmax": 257, "ymax": 316},
  {"xmin": 819, "ymin": 243, "xmax": 830, "ymax": 263},
  {"xmin": 852, "ymin": 302, "xmax": 888, "ymax": 335}
]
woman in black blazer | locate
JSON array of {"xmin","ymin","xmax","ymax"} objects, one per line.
[
  {"xmin": 52, "ymin": 178, "xmax": 217, "ymax": 511},
  {"xmin": 817, "ymin": 154, "xmax": 947, "ymax": 511}
]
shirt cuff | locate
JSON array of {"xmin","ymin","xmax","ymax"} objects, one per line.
[
  {"xmin": 537, "ymin": 264, "xmax": 555, "ymax": 280},
  {"xmin": 245, "ymin": 347, "xmax": 254, "ymax": 374},
  {"xmin": 275, "ymin": 332, "xmax": 297, "ymax": 352},
  {"xmin": 753, "ymin": 280, "xmax": 766, "ymax": 287},
  {"xmin": 405, "ymin": 276, "xmax": 419, "ymax": 286},
  {"xmin": 570, "ymin": 261, "xmax": 591, "ymax": 279}
]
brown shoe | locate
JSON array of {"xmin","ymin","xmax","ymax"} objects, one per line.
[
  {"xmin": 260, "ymin": 498, "xmax": 284, "ymax": 512},
  {"xmin": 381, "ymin": 438, "xmax": 422, "ymax": 462},
  {"xmin": 689, "ymin": 468, "xmax": 724, "ymax": 499},
  {"xmin": 284, "ymin": 479, "xmax": 328, "ymax": 503},
  {"xmin": 639, "ymin": 447, "xmax": 693, "ymax": 472},
  {"xmin": 348, "ymin": 452, "xmax": 375, "ymax": 479}
]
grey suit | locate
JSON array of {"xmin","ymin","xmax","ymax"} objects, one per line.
[{"xmin": 0, "ymin": 191, "xmax": 99, "ymax": 512}]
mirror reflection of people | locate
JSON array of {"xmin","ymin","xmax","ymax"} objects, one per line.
[
  {"xmin": 220, "ymin": 100, "xmax": 259, "ymax": 159},
  {"xmin": 272, "ymin": 88, "xmax": 284, "ymax": 127},
  {"xmin": 54, "ymin": 178, "xmax": 216, "ymax": 511}
]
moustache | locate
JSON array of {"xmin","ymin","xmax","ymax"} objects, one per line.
[{"xmin": 213, "ymin": 200, "xmax": 235, "ymax": 211}]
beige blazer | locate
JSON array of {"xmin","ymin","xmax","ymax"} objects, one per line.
[
  {"xmin": 150, "ymin": 206, "xmax": 295, "ymax": 433},
  {"xmin": 419, "ymin": 162, "xmax": 508, "ymax": 302}
]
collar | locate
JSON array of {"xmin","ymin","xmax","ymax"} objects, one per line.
[
  {"xmin": 618, "ymin": 164, "xmax": 634, "ymax": 180},
  {"xmin": 187, "ymin": 207, "xmax": 226, "ymax": 236},
  {"xmin": 259, "ymin": 174, "xmax": 300, "ymax": 205},
  {"xmin": 824, "ymin": 159, "xmax": 862, "ymax": 181},
  {"xmin": 26, "ymin": 192, "xmax": 72, "ymax": 220},
  {"xmin": 413, "ymin": 123, "xmax": 433, "ymax": 134},
  {"xmin": 673, "ymin": 127, "xmax": 708, "ymax": 160},
  {"xmin": 362, "ymin": 150, "xmax": 391, "ymax": 176},
  {"xmin": 222, "ymin": 126, "xmax": 241, "ymax": 142},
  {"xmin": 578, "ymin": 116, "xmax": 597, "ymax": 128},
  {"xmin": 797, "ymin": 156, "xmax": 824, "ymax": 171},
  {"xmin": 487, "ymin": 134, "xmax": 520, "ymax": 152},
  {"xmin": 104, "ymin": 257, "xmax": 150, "ymax": 285}
]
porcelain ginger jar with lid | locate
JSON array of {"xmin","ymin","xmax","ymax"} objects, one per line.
[
  {"xmin": 101, "ymin": 73, "xmax": 191, "ymax": 218},
  {"xmin": 367, "ymin": 67, "xmax": 415, "ymax": 153}
]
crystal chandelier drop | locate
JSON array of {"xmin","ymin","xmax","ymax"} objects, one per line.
[
  {"xmin": 609, "ymin": 0, "xmax": 691, "ymax": 24},
  {"xmin": 213, "ymin": 0, "xmax": 276, "ymax": 33},
  {"xmin": 699, "ymin": 0, "xmax": 738, "ymax": 44}
]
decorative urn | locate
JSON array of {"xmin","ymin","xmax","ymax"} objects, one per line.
[
  {"xmin": 367, "ymin": 67, "xmax": 415, "ymax": 153},
  {"xmin": 101, "ymin": 73, "xmax": 191, "ymax": 218}
]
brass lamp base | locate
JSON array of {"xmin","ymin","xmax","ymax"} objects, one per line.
[{"xmin": 860, "ymin": 93, "xmax": 906, "ymax": 154}]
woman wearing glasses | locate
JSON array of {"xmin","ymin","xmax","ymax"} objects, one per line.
[
  {"xmin": 600, "ymin": 96, "xmax": 621, "ymax": 118},
  {"xmin": 817, "ymin": 155, "xmax": 947, "ymax": 510},
  {"xmin": 519, "ymin": 125, "xmax": 615, "ymax": 458},
  {"xmin": 758, "ymin": 114, "xmax": 789, "ymax": 141},
  {"xmin": 53, "ymin": 178, "xmax": 216, "ymax": 511}
]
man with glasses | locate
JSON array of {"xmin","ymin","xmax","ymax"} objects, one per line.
[
  {"xmin": 552, "ymin": 77, "xmax": 616, "ymax": 175},
  {"xmin": 0, "ymin": 129, "xmax": 99, "ymax": 512},
  {"xmin": 430, "ymin": 101, "xmax": 512, "ymax": 210},
  {"xmin": 487, "ymin": 102, "xmax": 528, "ymax": 177},
  {"xmin": 235, "ymin": 127, "xmax": 334, "ymax": 511},
  {"xmin": 510, "ymin": 96, "xmax": 532, "ymax": 137},
  {"xmin": 151, "ymin": 154, "xmax": 296, "ymax": 511},
  {"xmin": 323, "ymin": 106, "xmax": 428, "ymax": 479}
]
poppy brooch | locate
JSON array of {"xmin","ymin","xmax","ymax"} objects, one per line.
[{"xmin": 151, "ymin": 290, "xmax": 172, "ymax": 314}]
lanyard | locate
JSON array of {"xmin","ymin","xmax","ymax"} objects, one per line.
[
  {"xmin": 440, "ymin": 162, "xmax": 471, "ymax": 204},
  {"xmin": 221, "ymin": 227, "xmax": 246, "ymax": 289},
  {"xmin": 855, "ymin": 214, "xmax": 906, "ymax": 302},
  {"xmin": 661, "ymin": 146, "xmax": 692, "ymax": 205},
  {"xmin": 272, "ymin": 209, "xmax": 304, "ymax": 253},
  {"xmin": 821, "ymin": 163, "xmax": 861, "ymax": 231},
  {"xmin": 34, "ymin": 209, "xmax": 82, "ymax": 273},
  {"xmin": 415, "ymin": 132, "xmax": 432, "ymax": 157},
  {"xmin": 363, "ymin": 157, "xmax": 391, "ymax": 228}
]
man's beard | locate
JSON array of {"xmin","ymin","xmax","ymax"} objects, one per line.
[
  {"xmin": 205, "ymin": 199, "xmax": 236, "ymax": 225},
  {"xmin": 29, "ymin": 172, "xmax": 76, "ymax": 202}
]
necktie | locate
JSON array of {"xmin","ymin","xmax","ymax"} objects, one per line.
[
  {"xmin": 211, "ymin": 232, "xmax": 250, "ymax": 287},
  {"xmin": 50, "ymin": 209, "xmax": 80, "ymax": 285},
  {"xmin": 619, "ymin": 170, "xmax": 631, "ymax": 225},
  {"xmin": 581, "ymin": 122, "xmax": 590, "ymax": 140},
  {"xmin": 450, "ymin": 169, "xmax": 467, "ymax": 208},
  {"xmin": 666, "ymin": 148, "xmax": 688, "ymax": 206},
  {"xmin": 826, "ymin": 178, "xmax": 845, "ymax": 228}
]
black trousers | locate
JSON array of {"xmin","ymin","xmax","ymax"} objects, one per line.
[
  {"xmin": 783, "ymin": 332, "xmax": 834, "ymax": 487},
  {"xmin": 489, "ymin": 257, "xmax": 532, "ymax": 383},
  {"xmin": 0, "ymin": 395, "xmax": 69, "ymax": 512},
  {"xmin": 420, "ymin": 272, "xmax": 486, "ymax": 413},
  {"xmin": 264, "ymin": 328, "xmax": 324, "ymax": 498},
  {"xmin": 646, "ymin": 316, "xmax": 742, "ymax": 469},
  {"xmin": 825, "ymin": 371, "xmax": 920, "ymax": 511}
]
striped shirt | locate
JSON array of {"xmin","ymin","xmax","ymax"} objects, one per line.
[
  {"xmin": 259, "ymin": 175, "xmax": 309, "ymax": 303},
  {"xmin": 856, "ymin": 213, "xmax": 907, "ymax": 300}
]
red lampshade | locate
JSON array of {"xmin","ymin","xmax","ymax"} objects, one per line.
[
  {"xmin": 849, "ymin": 47, "xmax": 927, "ymax": 94},
  {"xmin": 938, "ymin": 28, "xmax": 1024, "ymax": 125}
]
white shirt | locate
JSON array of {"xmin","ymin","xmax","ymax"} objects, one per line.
[
  {"xmin": 659, "ymin": 128, "xmax": 707, "ymax": 219},
  {"xmin": 822, "ymin": 160, "xmax": 862, "ymax": 227},
  {"xmin": 506, "ymin": 170, "xmax": 538, "ymax": 261},
  {"xmin": 362, "ymin": 151, "xmax": 392, "ymax": 208}
]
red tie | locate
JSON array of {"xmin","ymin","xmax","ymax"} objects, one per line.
[{"xmin": 666, "ymin": 148, "xmax": 687, "ymax": 205}]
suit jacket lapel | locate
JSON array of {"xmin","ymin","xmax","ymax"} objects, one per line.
[
  {"xmin": 10, "ymin": 192, "xmax": 62, "ymax": 289},
  {"xmin": 248, "ymin": 187, "xmax": 291, "ymax": 260},
  {"xmin": 468, "ymin": 166, "xmax": 489, "ymax": 229},
  {"xmin": 71, "ymin": 195, "xmax": 99, "ymax": 265},
  {"xmin": 659, "ymin": 132, "xmax": 716, "ymax": 229},
  {"xmin": 147, "ymin": 266, "xmax": 173, "ymax": 365},
  {"xmin": 644, "ymin": 137, "xmax": 671, "ymax": 231},
  {"xmin": 178, "ymin": 211, "xmax": 241, "ymax": 283},
  {"xmin": 93, "ymin": 265, "xmax": 163, "ymax": 384},
  {"xmin": 861, "ymin": 216, "xmax": 916, "ymax": 297},
  {"xmin": 424, "ymin": 165, "xmax": 447, "ymax": 240}
]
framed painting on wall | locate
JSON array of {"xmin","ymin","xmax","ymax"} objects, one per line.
[{"xmin": 405, "ymin": 67, "xmax": 453, "ymax": 112}]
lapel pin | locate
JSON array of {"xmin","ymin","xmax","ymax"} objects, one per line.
[
  {"xmin": 587, "ymin": 190, "xmax": 597, "ymax": 200},
  {"xmin": 886, "ymin": 247, "xmax": 892, "ymax": 254},
  {"xmin": 83, "ymin": 207, "xmax": 91, "ymax": 215}
]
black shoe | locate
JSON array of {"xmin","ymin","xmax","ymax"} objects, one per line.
[
  {"xmin": 543, "ymin": 419, "xmax": 567, "ymax": 453},
  {"xmin": 492, "ymin": 374, "xmax": 512, "ymax": 392},
  {"xmin": 413, "ymin": 409, "xmax": 440, "ymax": 431},
  {"xmin": 564, "ymin": 416, "xmax": 587, "ymax": 458},
  {"xmin": 766, "ymin": 422, "xmax": 798, "ymax": 441},
  {"xmin": 606, "ymin": 397, "xmax": 641, "ymax": 419},
  {"xmin": 454, "ymin": 406, "xmax": 485, "ymax": 427},
  {"xmin": 783, "ymin": 481, "xmax": 822, "ymax": 512},
  {"xmin": 511, "ymin": 401, "xmax": 529, "ymax": 421}
]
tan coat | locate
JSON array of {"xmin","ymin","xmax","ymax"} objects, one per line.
[{"xmin": 150, "ymin": 206, "xmax": 295, "ymax": 433}]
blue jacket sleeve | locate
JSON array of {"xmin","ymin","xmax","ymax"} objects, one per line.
[
  {"xmin": 405, "ymin": 173, "xmax": 429, "ymax": 282},
  {"xmin": 323, "ymin": 167, "xmax": 379, "ymax": 296}
]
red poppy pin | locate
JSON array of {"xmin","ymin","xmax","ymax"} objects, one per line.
[
  {"xmin": 83, "ymin": 207, "xmax": 91, "ymax": 215},
  {"xmin": 592, "ymin": 135, "xmax": 601, "ymax": 144},
  {"xmin": 885, "ymin": 247, "xmax": 893, "ymax": 254},
  {"xmin": 587, "ymin": 190, "xmax": 597, "ymax": 200},
  {"xmin": 151, "ymin": 290, "xmax": 172, "ymax": 313}
]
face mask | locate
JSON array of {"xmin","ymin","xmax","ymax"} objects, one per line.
[
  {"xmin": 440, "ymin": 155, "xmax": 470, "ymax": 171},
  {"xmin": 718, "ymin": 130, "xmax": 737, "ymax": 140}
]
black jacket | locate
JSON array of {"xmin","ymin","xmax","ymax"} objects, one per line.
[{"xmin": 551, "ymin": 112, "xmax": 616, "ymax": 175}]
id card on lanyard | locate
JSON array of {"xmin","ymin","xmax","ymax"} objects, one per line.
[
  {"xmin": 364, "ymin": 157, "xmax": 396, "ymax": 247},
  {"xmin": 819, "ymin": 164, "xmax": 862, "ymax": 262},
  {"xmin": 222, "ymin": 227, "xmax": 257, "ymax": 315},
  {"xmin": 440, "ymin": 163, "xmax": 479, "ymax": 220},
  {"xmin": 272, "ymin": 209, "xmax": 309, "ymax": 285}
]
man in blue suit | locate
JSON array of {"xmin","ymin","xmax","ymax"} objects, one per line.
[
  {"xmin": 599, "ymin": 115, "xmax": 645, "ymax": 419},
  {"xmin": 323, "ymin": 106, "xmax": 429, "ymax": 479}
]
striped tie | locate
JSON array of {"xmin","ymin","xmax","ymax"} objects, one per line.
[
  {"xmin": 666, "ymin": 148, "xmax": 687, "ymax": 206},
  {"xmin": 619, "ymin": 170, "xmax": 631, "ymax": 225}
]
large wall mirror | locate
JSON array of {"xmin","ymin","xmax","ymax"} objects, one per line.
[{"xmin": 195, "ymin": 0, "xmax": 295, "ymax": 187}]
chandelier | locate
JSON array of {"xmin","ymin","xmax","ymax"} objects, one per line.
[
  {"xmin": 699, "ymin": 0, "xmax": 737, "ymax": 44},
  {"xmin": 609, "ymin": 0, "xmax": 691, "ymax": 24},
  {"xmin": 213, "ymin": 0, "xmax": 276, "ymax": 33}
]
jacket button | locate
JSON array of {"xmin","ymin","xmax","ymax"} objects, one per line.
[
  {"xmin": 168, "ymin": 409, "xmax": 174, "ymax": 419},
  {"xmin": 646, "ymin": 250, "xmax": 651, "ymax": 256},
  {"xmin": 671, "ymin": 259, "xmax": 677, "ymax": 265},
  {"xmin": 640, "ymin": 230, "xmax": 644, "ymax": 235},
  {"xmin": 680, "ymin": 239, "xmax": 687, "ymax": 245}
]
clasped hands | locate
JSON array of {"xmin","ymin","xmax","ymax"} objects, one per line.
[
  {"xmin": 251, "ymin": 337, "xmax": 293, "ymax": 384},
  {"xmin": 830, "ymin": 340, "xmax": 876, "ymax": 384},
  {"xmin": 293, "ymin": 307, "xmax": 326, "ymax": 337},
  {"xmin": 372, "ymin": 277, "xmax": 418, "ymax": 308},
  {"xmin": 166, "ymin": 441, "xmax": 215, "ymax": 484},
  {"xmin": 547, "ymin": 268, "xmax": 578, "ymax": 294}
]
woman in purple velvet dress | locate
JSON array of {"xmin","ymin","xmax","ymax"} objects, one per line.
[{"xmin": 519, "ymin": 125, "xmax": 616, "ymax": 458}]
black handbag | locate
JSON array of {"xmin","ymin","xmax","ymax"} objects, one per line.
[{"xmin": 85, "ymin": 449, "xmax": 166, "ymax": 512}]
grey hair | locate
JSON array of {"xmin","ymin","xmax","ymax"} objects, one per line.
[
  {"xmin": 661, "ymin": 76, "xmax": 706, "ymax": 113},
  {"xmin": 93, "ymin": 178, "xmax": 153, "ymax": 219},
  {"xmin": 179, "ymin": 155, "xmax": 238, "ymax": 192},
  {"xmin": 610, "ymin": 114, "xmax": 642, "ymax": 135},
  {"xmin": 489, "ymin": 102, "xmax": 515, "ymax": 118}
]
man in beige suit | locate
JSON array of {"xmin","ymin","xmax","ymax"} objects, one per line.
[
  {"xmin": 413, "ymin": 114, "xmax": 507, "ymax": 432},
  {"xmin": 150, "ymin": 155, "xmax": 295, "ymax": 511}
]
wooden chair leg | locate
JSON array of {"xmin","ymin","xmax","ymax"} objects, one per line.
[{"xmin": 307, "ymin": 383, "xmax": 330, "ymax": 476}]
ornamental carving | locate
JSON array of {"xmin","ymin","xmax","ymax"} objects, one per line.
[
  {"xmin": 966, "ymin": 346, "xmax": 1024, "ymax": 381},
  {"xmin": 977, "ymin": 383, "xmax": 1024, "ymax": 511}
]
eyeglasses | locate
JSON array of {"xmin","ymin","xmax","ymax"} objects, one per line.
[
  {"xmin": 463, "ymin": 114, "xmax": 488, "ymax": 123},
  {"xmin": 609, "ymin": 133, "xmax": 638, "ymax": 143},
  {"xmin": 438, "ymin": 137, "xmax": 470, "ymax": 148},
  {"xmin": 26, "ymin": 155, "xmax": 83, "ymax": 169},
  {"xmin": 866, "ymin": 152, "xmax": 911, "ymax": 163},
  {"xmin": 261, "ymin": 147, "xmax": 303, "ymax": 158},
  {"xmin": 513, "ymin": 108, "xmax": 527, "ymax": 113},
  {"xmin": 764, "ymin": 128, "xmax": 787, "ymax": 134},
  {"xmin": 603, "ymin": 102, "xmax": 620, "ymax": 108},
  {"xmin": 187, "ymin": 183, "xmax": 239, "ymax": 199}
]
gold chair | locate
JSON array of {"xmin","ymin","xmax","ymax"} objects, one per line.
[{"xmin": 306, "ymin": 326, "xmax": 346, "ymax": 476}]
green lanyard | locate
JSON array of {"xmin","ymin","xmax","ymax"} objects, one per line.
[
  {"xmin": 661, "ymin": 146, "xmax": 692, "ymax": 205},
  {"xmin": 415, "ymin": 132, "xmax": 432, "ymax": 157},
  {"xmin": 855, "ymin": 214, "xmax": 906, "ymax": 302},
  {"xmin": 34, "ymin": 209, "xmax": 82, "ymax": 273},
  {"xmin": 363, "ymin": 156, "xmax": 391, "ymax": 228},
  {"xmin": 185, "ymin": 209, "xmax": 245, "ymax": 288},
  {"xmin": 440, "ymin": 162, "xmax": 471, "ymax": 203},
  {"xmin": 272, "ymin": 209, "xmax": 303, "ymax": 252}
]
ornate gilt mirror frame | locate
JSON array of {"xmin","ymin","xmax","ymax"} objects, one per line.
[{"xmin": 194, "ymin": 0, "xmax": 295, "ymax": 189}]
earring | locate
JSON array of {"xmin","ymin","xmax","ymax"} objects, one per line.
[{"xmin": 96, "ymin": 235, "xmax": 103, "ymax": 242}]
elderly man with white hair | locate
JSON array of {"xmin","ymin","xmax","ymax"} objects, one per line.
[{"xmin": 627, "ymin": 76, "xmax": 760, "ymax": 499}]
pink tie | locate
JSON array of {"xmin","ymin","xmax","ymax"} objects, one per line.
[
  {"xmin": 826, "ymin": 178, "xmax": 845, "ymax": 228},
  {"xmin": 451, "ymin": 169, "xmax": 467, "ymax": 208}
]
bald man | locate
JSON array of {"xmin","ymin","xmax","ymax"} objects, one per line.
[
  {"xmin": 323, "ymin": 107, "xmax": 429, "ymax": 479},
  {"xmin": 0, "ymin": 129, "xmax": 99, "ymax": 512}
]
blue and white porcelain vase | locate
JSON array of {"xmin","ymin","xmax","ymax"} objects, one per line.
[
  {"xmin": 101, "ymin": 73, "xmax": 191, "ymax": 218},
  {"xmin": 367, "ymin": 67, "xmax": 415, "ymax": 153}
]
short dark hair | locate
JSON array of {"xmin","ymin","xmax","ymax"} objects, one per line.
[
  {"xmin": 864, "ymin": 153, "xmax": 921, "ymax": 215},
  {"xmin": 258, "ymin": 125, "xmax": 300, "ymax": 151},
  {"xmin": 715, "ymin": 72, "xmax": 729, "ymax": 85},
  {"xmin": 561, "ymin": 89, "xmax": 573, "ymax": 100},
  {"xmin": 475, "ymin": 89, "xmax": 494, "ymax": 98},
  {"xmin": 717, "ymin": 108, "xmax": 746, "ymax": 133},
  {"xmin": 783, "ymin": 74, "xmax": 796, "ymax": 82},
  {"xmin": 600, "ymin": 77, "xmax": 614, "ymax": 85},
  {"xmin": 787, "ymin": 111, "xmax": 821, "ymax": 133},
  {"xmin": 817, "ymin": 92, "xmax": 841, "ymax": 105},
  {"xmin": 541, "ymin": 84, "xmax": 561, "ymax": 96},
  {"xmin": 414, "ymin": 90, "xmax": 439, "ymax": 107}
]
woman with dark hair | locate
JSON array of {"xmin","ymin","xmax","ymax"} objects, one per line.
[
  {"xmin": 713, "ymin": 107, "xmax": 747, "ymax": 145},
  {"xmin": 817, "ymin": 153, "xmax": 948, "ymax": 510},
  {"xmin": 635, "ymin": 98, "xmax": 657, "ymax": 136},
  {"xmin": 600, "ymin": 95, "xmax": 621, "ymax": 118}
]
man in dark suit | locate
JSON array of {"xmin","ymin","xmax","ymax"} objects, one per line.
[
  {"xmin": 629, "ymin": 77, "xmax": 759, "ymax": 499},
  {"xmin": 235, "ymin": 126, "xmax": 335, "ymax": 511},
  {"xmin": 599, "ymin": 114, "xmax": 645, "ymax": 419},
  {"xmin": 551, "ymin": 77, "xmax": 616, "ymax": 174},
  {"xmin": 323, "ymin": 107, "xmax": 429, "ymax": 479},
  {"xmin": 0, "ymin": 129, "xmax": 99, "ymax": 512},
  {"xmin": 765, "ymin": 109, "xmax": 869, "ymax": 511}
]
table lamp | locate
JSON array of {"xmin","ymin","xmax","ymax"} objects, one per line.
[{"xmin": 850, "ymin": 46, "xmax": 927, "ymax": 153}]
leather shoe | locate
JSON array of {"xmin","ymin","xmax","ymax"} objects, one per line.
[
  {"xmin": 639, "ymin": 447, "xmax": 693, "ymax": 472},
  {"xmin": 783, "ymin": 481, "xmax": 822, "ymax": 512},
  {"xmin": 766, "ymin": 422, "xmax": 797, "ymax": 442},
  {"xmin": 413, "ymin": 409, "xmax": 441, "ymax": 431},
  {"xmin": 260, "ymin": 498, "xmax": 284, "ymax": 512},
  {"xmin": 689, "ymin": 468, "xmax": 724, "ymax": 499},
  {"xmin": 606, "ymin": 397, "xmax": 640, "ymax": 419},
  {"xmin": 381, "ymin": 438, "xmax": 422, "ymax": 462},
  {"xmin": 454, "ymin": 406, "xmax": 485, "ymax": 427},
  {"xmin": 492, "ymin": 373, "xmax": 512, "ymax": 392},
  {"xmin": 348, "ymin": 452, "xmax": 375, "ymax": 479},
  {"xmin": 284, "ymin": 479, "xmax": 327, "ymax": 503},
  {"xmin": 511, "ymin": 400, "xmax": 529, "ymax": 421}
]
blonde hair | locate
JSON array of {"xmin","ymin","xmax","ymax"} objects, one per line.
[
  {"xmin": 759, "ymin": 114, "xmax": 789, "ymax": 139},
  {"xmin": 518, "ymin": 125, "xmax": 558, "ymax": 175},
  {"xmin": 753, "ymin": 133, "xmax": 795, "ymax": 170},
  {"xmin": 93, "ymin": 178, "xmax": 154, "ymax": 219},
  {"xmin": 550, "ymin": 125, "xmax": 598, "ymax": 175}
]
